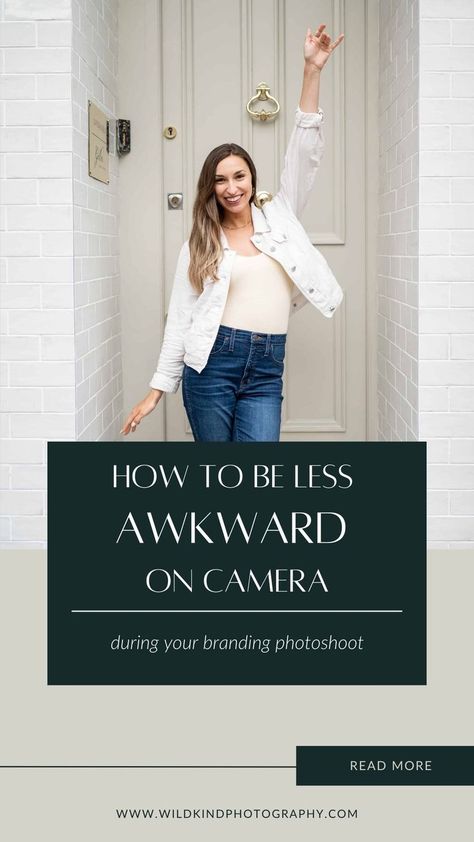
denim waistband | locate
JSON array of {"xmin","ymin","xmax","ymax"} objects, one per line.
[{"xmin": 218, "ymin": 324, "xmax": 287, "ymax": 344}]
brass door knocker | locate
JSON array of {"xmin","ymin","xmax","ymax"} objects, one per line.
[{"xmin": 246, "ymin": 83, "xmax": 280, "ymax": 122}]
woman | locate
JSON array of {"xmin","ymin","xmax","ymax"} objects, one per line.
[{"xmin": 122, "ymin": 23, "xmax": 344, "ymax": 441}]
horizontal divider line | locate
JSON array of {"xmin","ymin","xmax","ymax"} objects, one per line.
[
  {"xmin": 71, "ymin": 609, "xmax": 403, "ymax": 614},
  {"xmin": 1, "ymin": 765, "xmax": 296, "ymax": 769}
]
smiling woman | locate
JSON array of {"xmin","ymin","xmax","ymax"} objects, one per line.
[{"xmin": 121, "ymin": 24, "xmax": 344, "ymax": 442}]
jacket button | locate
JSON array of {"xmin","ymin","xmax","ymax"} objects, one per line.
[
  {"xmin": 270, "ymin": 246, "xmax": 276, "ymax": 252},
  {"xmin": 290, "ymin": 265, "xmax": 296, "ymax": 272},
  {"xmin": 329, "ymin": 306, "xmax": 335, "ymax": 311},
  {"xmin": 308, "ymin": 287, "xmax": 314, "ymax": 293}
]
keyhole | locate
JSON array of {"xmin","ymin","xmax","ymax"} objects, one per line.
[{"xmin": 168, "ymin": 128, "xmax": 173, "ymax": 136}]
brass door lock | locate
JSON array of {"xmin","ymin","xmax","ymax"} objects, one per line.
[
  {"xmin": 254, "ymin": 190, "xmax": 273, "ymax": 208},
  {"xmin": 168, "ymin": 193, "xmax": 183, "ymax": 210},
  {"xmin": 163, "ymin": 126, "xmax": 177, "ymax": 139}
]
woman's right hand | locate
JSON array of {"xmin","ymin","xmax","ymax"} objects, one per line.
[{"xmin": 120, "ymin": 389, "xmax": 163, "ymax": 435}]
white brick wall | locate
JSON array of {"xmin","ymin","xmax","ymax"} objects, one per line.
[
  {"xmin": 419, "ymin": 0, "xmax": 474, "ymax": 547},
  {"xmin": 378, "ymin": 0, "xmax": 474, "ymax": 547},
  {"xmin": 377, "ymin": 0, "xmax": 420, "ymax": 443},
  {"xmin": 71, "ymin": 0, "xmax": 121, "ymax": 442},
  {"xmin": 0, "ymin": 0, "xmax": 74, "ymax": 548},
  {"xmin": 1, "ymin": 0, "xmax": 121, "ymax": 547}
]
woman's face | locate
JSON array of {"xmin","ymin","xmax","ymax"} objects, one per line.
[{"xmin": 214, "ymin": 155, "xmax": 253, "ymax": 214}]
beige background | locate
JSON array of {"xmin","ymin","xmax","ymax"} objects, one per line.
[{"xmin": 0, "ymin": 549, "xmax": 473, "ymax": 839}]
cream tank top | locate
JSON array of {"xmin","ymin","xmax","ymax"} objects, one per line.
[{"xmin": 220, "ymin": 252, "xmax": 293, "ymax": 334}]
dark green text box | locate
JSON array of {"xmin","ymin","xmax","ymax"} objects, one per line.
[
  {"xmin": 297, "ymin": 746, "xmax": 474, "ymax": 785},
  {"xmin": 48, "ymin": 442, "xmax": 426, "ymax": 685}
]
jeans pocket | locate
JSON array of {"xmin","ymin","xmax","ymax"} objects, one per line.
[
  {"xmin": 209, "ymin": 334, "xmax": 229, "ymax": 355},
  {"xmin": 270, "ymin": 342, "xmax": 286, "ymax": 364}
]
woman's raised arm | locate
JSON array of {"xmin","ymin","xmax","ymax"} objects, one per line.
[
  {"xmin": 299, "ymin": 24, "xmax": 344, "ymax": 113},
  {"xmin": 276, "ymin": 24, "xmax": 344, "ymax": 218}
]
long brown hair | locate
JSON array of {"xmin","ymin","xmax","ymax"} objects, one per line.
[{"xmin": 188, "ymin": 143, "xmax": 257, "ymax": 293}]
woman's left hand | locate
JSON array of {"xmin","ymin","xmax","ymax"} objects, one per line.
[{"xmin": 304, "ymin": 24, "xmax": 344, "ymax": 70}]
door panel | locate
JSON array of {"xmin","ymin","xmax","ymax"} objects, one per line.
[{"xmin": 159, "ymin": 0, "xmax": 368, "ymax": 440}]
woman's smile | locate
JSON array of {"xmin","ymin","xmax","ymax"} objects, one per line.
[{"xmin": 214, "ymin": 154, "xmax": 253, "ymax": 217}]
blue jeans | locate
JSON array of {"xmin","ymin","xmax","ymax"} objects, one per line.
[{"xmin": 182, "ymin": 325, "xmax": 286, "ymax": 441}]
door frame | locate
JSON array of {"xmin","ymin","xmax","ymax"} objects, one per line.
[{"xmin": 118, "ymin": 0, "xmax": 379, "ymax": 441}]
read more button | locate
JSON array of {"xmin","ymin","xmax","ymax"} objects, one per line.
[
  {"xmin": 296, "ymin": 747, "xmax": 474, "ymax": 786},
  {"xmin": 350, "ymin": 758, "xmax": 432, "ymax": 773}
]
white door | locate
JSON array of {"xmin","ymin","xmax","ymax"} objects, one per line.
[{"xmin": 120, "ymin": 0, "xmax": 376, "ymax": 441}]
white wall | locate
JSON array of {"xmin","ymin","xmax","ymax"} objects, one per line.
[
  {"xmin": 419, "ymin": 0, "xmax": 474, "ymax": 546},
  {"xmin": 377, "ymin": 0, "xmax": 420, "ymax": 442},
  {"xmin": 71, "ymin": 0, "xmax": 122, "ymax": 441},
  {"xmin": 378, "ymin": 0, "xmax": 474, "ymax": 547},
  {"xmin": 0, "ymin": 0, "xmax": 74, "ymax": 547},
  {"xmin": 0, "ymin": 0, "xmax": 121, "ymax": 547}
]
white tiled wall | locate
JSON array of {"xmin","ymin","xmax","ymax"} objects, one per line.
[
  {"xmin": 419, "ymin": 0, "xmax": 474, "ymax": 547},
  {"xmin": 0, "ymin": 0, "xmax": 121, "ymax": 547},
  {"xmin": 71, "ymin": 0, "xmax": 121, "ymax": 441},
  {"xmin": 0, "ymin": 0, "xmax": 74, "ymax": 547},
  {"xmin": 378, "ymin": 0, "xmax": 474, "ymax": 547},
  {"xmin": 377, "ymin": 0, "xmax": 420, "ymax": 443}
]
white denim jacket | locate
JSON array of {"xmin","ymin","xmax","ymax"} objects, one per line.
[{"xmin": 150, "ymin": 107, "xmax": 343, "ymax": 393}]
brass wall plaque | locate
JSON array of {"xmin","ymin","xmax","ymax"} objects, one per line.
[{"xmin": 88, "ymin": 101, "xmax": 109, "ymax": 184}]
